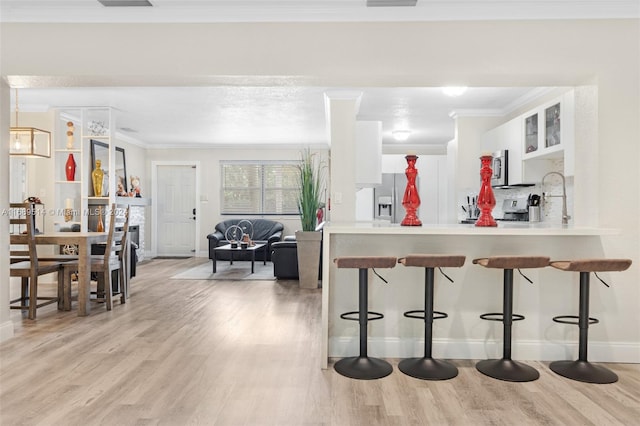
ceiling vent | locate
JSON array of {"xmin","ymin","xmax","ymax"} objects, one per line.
[
  {"xmin": 97, "ymin": 0, "xmax": 153, "ymax": 6},
  {"xmin": 366, "ymin": 0, "xmax": 417, "ymax": 6}
]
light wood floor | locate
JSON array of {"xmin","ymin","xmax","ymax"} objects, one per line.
[{"xmin": 1, "ymin": 258, "xmax": 639, "ymax": 426}]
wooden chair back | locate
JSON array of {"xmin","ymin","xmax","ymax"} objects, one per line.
[
  {"xmin": 9, "ymin": 202, "xmax": 64, "ymax": 319},
  {"xmin": 9, "ymin": 203, "xmax": 39, "ymax": 267},
  {"xmin": 115, "ymin": 204, "xmax": 130, "ymax": 295},
  {"xmin": 100, "ymin": 204, "xmax": 127, "ymax": 264}
]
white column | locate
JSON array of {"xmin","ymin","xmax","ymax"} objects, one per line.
[
  {"xmin": 0, "ymin": 80, "xmax": 15, "ymax": 342},
  {"xmin": 449, "ymin": 114, "xmax": 501, "ymax": 223},
  {"xmin": 324, "ymin": 91, "xmax": 362, "ymax": 223}
]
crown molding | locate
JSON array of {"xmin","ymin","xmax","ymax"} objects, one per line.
[{"xmin": 1, "ymin": 1, "xmax": 638, "ymax": 23}]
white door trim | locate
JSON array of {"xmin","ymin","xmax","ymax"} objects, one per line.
[{"xmin": 151, "ymin": 161, "xmax": 201, "ymax": 258}]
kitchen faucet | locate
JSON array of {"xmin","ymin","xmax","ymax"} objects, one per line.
[{"xmin": 541, "ymin": 171, "xmax": 571, "ymax": 225}]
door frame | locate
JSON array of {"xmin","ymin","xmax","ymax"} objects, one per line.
[{"xmin": 151, "ymin": 161, "xmax": 201, "ymax": 258}]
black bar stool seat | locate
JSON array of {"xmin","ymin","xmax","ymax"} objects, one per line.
[
  {"xmin": 398, "ymin": 254, "xmax": 465, "ymax": 380},
  {"xmin": 333, "ymin": 256, "xmax": 397, "ymax": 380},
  {"xmin": 473, "ymin": 255, "xmax": 550, "ymax": 382},
  {"xmin": 549, "ymin": 258, "xmax": 632, "ymax": 384}
]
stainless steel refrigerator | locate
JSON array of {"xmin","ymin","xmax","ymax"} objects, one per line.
[{"xmin": 373, "ymin": 173, "xmax": 409, "ymax": 223}]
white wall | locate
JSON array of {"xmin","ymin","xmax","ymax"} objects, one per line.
[
  {"xmin": 0, "ymin": 81, "xmax": 12, "ymax": 341},
  {"xmin": 0, "ymin": 19, "xmax": 638, "ymax": 352},
  {"xmin": 146, "ymin": 146, "xmax": 329, "ymax": 256}
]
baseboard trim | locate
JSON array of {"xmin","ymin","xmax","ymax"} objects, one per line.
[{"xmin": 329, "ymin": 337, "xmax": 640, "ymax": 363}]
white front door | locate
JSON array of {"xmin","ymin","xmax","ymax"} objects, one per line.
[{"xmin": 156, "ymin": 165, "xmax": 196, "ymax": 256}]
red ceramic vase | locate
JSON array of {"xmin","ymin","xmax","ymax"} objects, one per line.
[
  {"xmin": 65, "ymin": 153, "xmax": 76, "ymax": 181},
  {"xmin": 401, "ymin": 154, "xmax": 422, "ymax": 226},
  {"xmin": 475, "ymin": 155, "xmax": 497, "ymax": 227}
]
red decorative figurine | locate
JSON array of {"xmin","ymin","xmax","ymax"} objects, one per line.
[
  {"xmin": 475, "ymin": 154, "xmax": 497, "ymax": 227},
  {"xmin": 401, "ymin": 154, "xmax": 422, "ymax": 226},
  {"xmin": 65, "ymin": 153, "xmax": 76, "ymax": 181}
]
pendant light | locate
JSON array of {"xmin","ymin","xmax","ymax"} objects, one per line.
[{"xmin": 10, "ymin": 88, "xmax": 51, "ymax": 158}]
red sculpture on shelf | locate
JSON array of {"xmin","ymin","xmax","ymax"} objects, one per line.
[
  {"xmin": 401, "ymin": 154, "xmax": 422, "ymax": 226},
  {"xmin": 65, "ymin": 153, "xmax": 76, "ymax": 181},
  {"xmin": 475, "ymin": 154, "xmax": 497, "ymax": 227}
]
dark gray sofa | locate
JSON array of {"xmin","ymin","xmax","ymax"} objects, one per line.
[
  {"xmin": 207, "ymin": 219, "xmax": 283, "ymax": 262},
  {"xmin": 271, "ymin": 239, "xmax": 299, "ymax": 279},
  {"xmin": 271, "ymin": 222, "xmax": 324, "ymax": 280}
]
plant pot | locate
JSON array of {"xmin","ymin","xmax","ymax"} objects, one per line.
[{"xmin": 295, "ymin": 230, "xmax": 322, "ymax": 289}]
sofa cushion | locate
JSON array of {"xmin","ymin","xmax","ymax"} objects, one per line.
[{"xmin": 215, "ymin": 219, "xmax": 284, "ymax": 241}]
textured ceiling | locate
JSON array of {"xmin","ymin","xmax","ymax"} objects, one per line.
[{"xmin": 14, "ymin": 86, "xmax": 542, "ymax": 148}]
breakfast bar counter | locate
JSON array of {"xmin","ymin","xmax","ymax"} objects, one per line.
[{"xmin": 320, "ymin": 222, "xmax": 619, "ymax": 369}]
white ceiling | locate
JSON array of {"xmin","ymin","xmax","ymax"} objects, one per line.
[
  {"xmin": 14, "ymin": 86, "xmax": 545, "ymax": 148},
  {"xmin": 5, "ymin": 1, "xmax": 637, "ymax": 148}
]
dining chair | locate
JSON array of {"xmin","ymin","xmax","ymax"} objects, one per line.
[
  {"xmin": 62, "ymin": 203, "xmax": 130, "ymax": 311},
  {"xmin": 116, "ymin": 204, "xmax": 130, "ymax": 301},
  {"xmin": 9, "ymin": 203, "xmax": 67, "ymax": 320}
]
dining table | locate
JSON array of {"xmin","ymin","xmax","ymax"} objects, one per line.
[{"xmin": 34, "ymin": 232, "xmax": 108, "ymax": 316}]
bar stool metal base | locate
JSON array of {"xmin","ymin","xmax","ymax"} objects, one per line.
[
  {"xmin": 334, "ymin": 356, "xmax": 393, "ymax": 380},
  {"xmin": 398, "ymin": 357, "xmax": 458, "ymax": 380},
  {"xmin": 476, "ymin": 358, "xmax": 540, "ymax": 382},
  {"xmin": 549, "ymin": 360, "xmax": 618, "ymax": 384}
]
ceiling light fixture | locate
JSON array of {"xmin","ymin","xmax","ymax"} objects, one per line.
[
  {"xmin": 9, "ymin": 88, "xmax": 51, "ymax": 158},
  {"xmin": 442, "ymin": 86, "xmax": 468, "ymax": 97},
  {"xmin": 392, "ymin": 130, "xmax": 411, "ymax": 142}
]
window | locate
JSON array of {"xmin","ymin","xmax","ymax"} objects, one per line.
[{"xmin": 221, "ymin": 161, "xmax": 300, "ymax": 215}]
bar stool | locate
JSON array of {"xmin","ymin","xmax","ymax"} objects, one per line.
[
  {"xmin": 398, "ymin": 254, "xmax": 466, "ymax": 380},
  {"xmin": 549, "ymin": 258, "xmax": 632, "ymax": 384},
  {"xmin": 333, "ymin": 256, "xmax": 397, "ymax": 380},
  {"xmin": 473, "ymin": 255, "xmax": 550, "ymax": 382}
]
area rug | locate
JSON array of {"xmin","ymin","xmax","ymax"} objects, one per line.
[{"xmin": 170, "ymin": 260, "xmax": 276, "ymax": 281}]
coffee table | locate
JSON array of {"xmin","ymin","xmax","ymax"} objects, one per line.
[{"xmin": 212, "ymin": 243, "xmax": 266, "ymax": 273}]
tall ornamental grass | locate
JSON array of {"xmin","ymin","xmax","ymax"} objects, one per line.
[{"xmin": 297, "ymin": 149, "xmax": 324, "ymax": 231}]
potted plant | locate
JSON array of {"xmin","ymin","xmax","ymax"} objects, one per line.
[{"xmin": 295, "ymin": 148, "xmax": 325, "ymax": 289}]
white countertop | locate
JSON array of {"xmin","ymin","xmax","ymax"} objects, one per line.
[{"xmin": 324, "ymin": 221, "xmax": 617, "ymax": 236}]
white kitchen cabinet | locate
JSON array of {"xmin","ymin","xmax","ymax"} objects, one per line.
[
  {"xmin": 480, "ymin": 115, "xmax": 525, "ymax": 185},
  {"xmin": 522, "ymin": 92, "xmax": 574, "ymax": 161},
  {"xmin": 502, "ymin": 118, "xmax": 524, "ymax": 184},
  {"xmin": 522, "ymin": 90, "xmax": 575, "ymax": 178}
]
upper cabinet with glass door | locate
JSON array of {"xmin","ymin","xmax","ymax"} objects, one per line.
[{"xmin": 522, "ymin": 90, "xmax": 574, "ymax": 162}]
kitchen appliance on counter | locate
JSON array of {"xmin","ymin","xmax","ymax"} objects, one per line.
[
  {"xmin": 528, "ymin": 193, "xmax": 541, "ymax": 222},
  {"xmin": 500, "ymin": 197, "xmax": 530, "ymax": 221},
  {"xmin": 373, "ymin": 173, "xmax": 411, "ymax": 223}
]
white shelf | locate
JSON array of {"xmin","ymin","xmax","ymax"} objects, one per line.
[
  {"xmin": 82, "ymin": 135, "xmax": 110, "ymax": 140},
  {"xmin": 523, "ymin": 143, "xmax": 563, "ymax": 161},
  {"xmin": 55, "ymin": 107, "xmax": 116, "ymax": 233}
]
